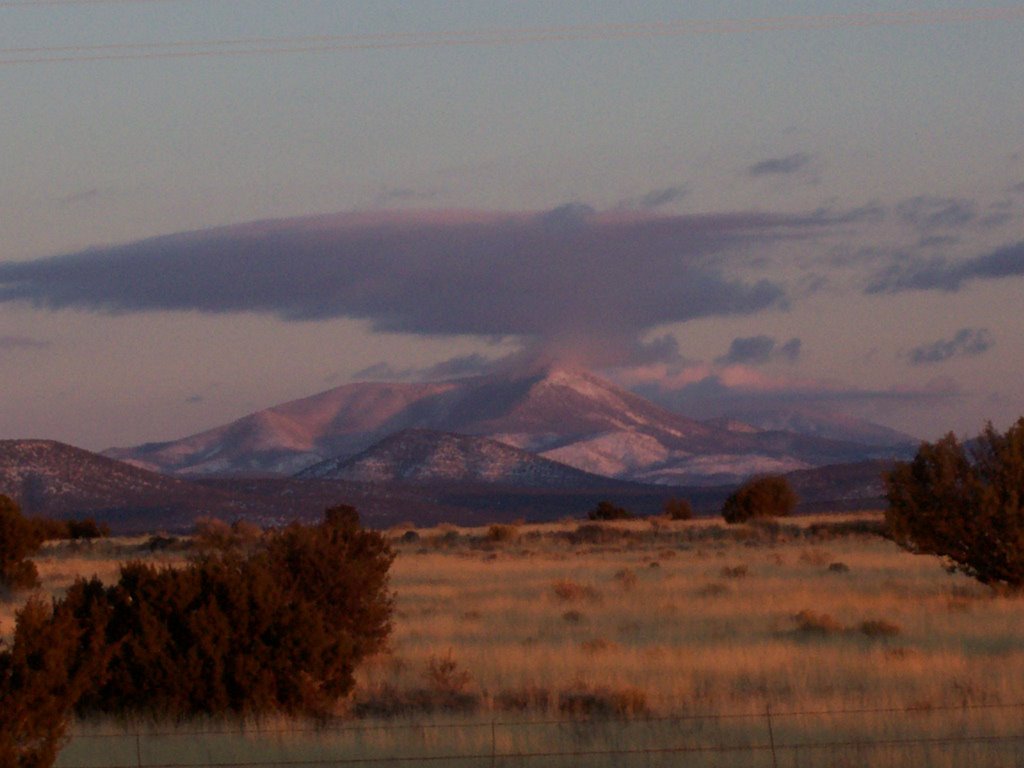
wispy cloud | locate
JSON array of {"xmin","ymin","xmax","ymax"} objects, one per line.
[
  {"xmin": 618, "ymin": 185, "xmax": 689, "ymax": 210},
  {"xmin": 746, "ymin": 153, "xmax": 813, "ymax": 177},
  {"xmin": 618, "ymin": 361, "xmax": 960, "ymax": 423},
  {"xmin": 716, "ymin": 335, "xmax": 801, "ymax": 365},
  {"xmin": 352, "ymin": 353, "xmax": 497, "ymax": 382},
  {"xmin": 907, "ymin": 328, "xmax": 994, "ymax": 365},
  {"xmin": 866, "ymin": 240, "xmax": 1024, "ymax": 293},
  {"xmin": 896, "ymin": 196, "xmax": 976, "ymax": 231},
  {"xmin": 0, "ymin": 334, "xmax": 50, "ymax": 351}
]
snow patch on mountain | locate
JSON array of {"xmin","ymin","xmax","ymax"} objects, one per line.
[{"xmin": 542, "ymin": 431, "xmax": 672, "ymax": 478}]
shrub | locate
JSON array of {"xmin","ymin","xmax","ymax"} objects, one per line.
[
  {"xmin": 0, "ymin": 595, "xmax": 113, "ymax": 768},
  {"xmin": 8, "ymin": 506, "xmax": 393, "ymax": 728},
  {"xmin": 0, "ymin": 495, "xmax": 43, "ymax": 590},
  {"xmin": 613, "ymin": 568, "xmax": 638, "ymax": 589},
  {"xmin": 551, "ymin": 579, "xmax": 599, "ymax": 602},
  {"xmin": 663, "ymin": 497, "xmax": 693, "ymax": 520},
  {"xmin": 859, "ymin": 619, "xmax": 901, "ymax": 638},
  {"xmin": 885, "ymin": 418, "xmax": 1024, "ymax": 589},
  {"xmin": 722, "ymin": 475, "xmax": 797, "ymax": 523},
  {"xmin": 486, "ymin": 524, "xmax": 518, "ymax": 543},
  {"xmin": 792, "ymin": 610, "xmax": 844, "ymax": 635},
  {"xmin": 720, "ymin": 564, "xmax": 749, "ymax": 579},
  {"xmin": 588, "ymin": 501, "xmax": 633, "ymax": 521},
  {"xmin": 66, "ymin": 519, "xmax": 110, "ymax": 540},
  {"xmin": 422, "ymin": 650, "xmax": 472, "ymax": 696}
]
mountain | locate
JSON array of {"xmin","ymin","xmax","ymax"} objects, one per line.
[
  {"xmin": 0, "ymin": 439, "xmax": 250, "ymax": 532},
  {"xmin": 719, "ymin": 407, "xmax": 919, "ymax": 448},
  {"xmin": 106, "ymin": 366, "xmax": 911, "ymax": 486},
  {"xmin": 298, "ymin": 428, "xmax": 630, "ymax": 488}
]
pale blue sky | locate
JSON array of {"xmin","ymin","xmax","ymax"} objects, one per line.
[{"xmin": 1, "ymin": 1, "xmax": 1022, "ymax": 449}]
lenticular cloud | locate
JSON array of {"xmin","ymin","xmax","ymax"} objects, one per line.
[{"xmin": 0, "ymin": 206, "xmax": 827, "ymax": 360}]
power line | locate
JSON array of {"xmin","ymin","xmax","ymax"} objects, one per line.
[
  {"xmin": 3, "ymin": 6, "xmax": 1024, "ymax": 65},
  {"xmin": 0, "ymin": 0, "xmax": 211, "ymax": 7}
]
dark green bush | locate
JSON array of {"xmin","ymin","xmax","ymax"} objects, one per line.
[
  {"xmin": 66, "ymin": 519, "xmax": 110, "ymax": 541},
  {"xmin": 588, "ymin": 501, "xmax": 633, "ymax": 521},
  {"xmin": 885, "ymin": 418, "xmax": 1024, "ymax": 589},
  {"xmin": 663, "ymin": 497, "xmax": 693, "ymax": 520},
  {"xmin": 721, "ymin": 475, "xmax": 797, "ymax": 523},
  {"xmin": 0, "ymin": 505, "xmax": 395, "ymax": 767}
]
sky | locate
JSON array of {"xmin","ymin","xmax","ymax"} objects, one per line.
[{"xmin": 1, "ymin": 0, "xmax": 1023, "ymax": 451}]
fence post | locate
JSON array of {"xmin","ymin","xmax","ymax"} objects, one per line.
[
  {"xmin": 490, "ymin": 718, "xmax": 496, "ymax": 768},
  {"xmin": 765, "ymin": 702, "xmax": 779, "ymax": 768},
  {"xmin": 135, "ymin": 730, "xmax": 143, "ymax": 768}
]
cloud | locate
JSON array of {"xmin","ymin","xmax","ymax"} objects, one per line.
[
  {"xmin": 896, "ymin": 196, "xmax": 976, "ymax": 230},
  {"xmin": 907, "ymin": 328, "xmax": 994, "ymax": 365},
  {"xmin": 0, "ymin": 335, "xmax": 50, "ymax": 351},
  {"xmin": 746, "ymin": 153, "xmax": 813, "ymax": 177},
  {"xmin": 353, "ymin": 353, "xmax": 497, "ymax": 382},
  {"xmin": 617, "ymin": 185, "xmax": 688, "ymax": 211},
  {"xmin": 621, "ymin": 362, "xmax": 960, "ymax": 422},
  {"xmin": 0, "ymin": 206, "xmax": 850, "ymax": 367},
  {"xmin": 716, "ymin": 335, "xmax": 801, "ymax": 365},
  {"xmin": 865, "ymin": 240, "xmax": 1024, "ymax": 293}
]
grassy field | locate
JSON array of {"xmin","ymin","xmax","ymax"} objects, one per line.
[{"xmin": 7, "ymin": 514, "xmax": 1024, "ymax": 766}]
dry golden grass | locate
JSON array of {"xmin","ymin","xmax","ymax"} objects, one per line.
[
  {"xmin": 360, "ymin": 515, "xmax": 1021, "ymax": 719},
  {"xmin": 7, "ymin": 514, "xmax": 1024, "ymax": 766}
]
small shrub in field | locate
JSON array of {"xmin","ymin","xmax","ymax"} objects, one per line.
[
  {"xmin": 792, "ymin": 610, "xmax": 845, "ymax": 635},
  {"xmin": 828, "ymin": 561, "xmax": 851, "ymax": 573},
  {"xmin": 570, "ymin": 523, "xmax": 622, "ymax": 545},
  {"xmin": 721, "ymin": 475, "xmax": 797, "ymax": 523},
  {"xmin": 487, "ymin": 524, "xmax": 518, "ymax": 543},
  {"xmin": 799, "ymin": 548, "xmax": 832, "ymax": 567},
  {"xmin": 696, "ymin": 582, "xmax": 731, "ymax": 597},
  {"xmin": 720, "ymin": 564, "xmax": 749, "ymax": 579},
  {"xmin": 551, "ymin": 579, "xmax": 599, "ymax": 602},
  {"xmin": 423, "ymin": 651, "xmax": 470, "ymax": 693},
  {"xmin": 494, "ymin": 686, "xmax": 553, "ymax": 712},
  {"xmin": 613, "ymin": 568, "xmax": 638, "ymax": 589},
  {"xmin": 663, "ymin": 497, "xmax": 693, "ymax": 520},
  {"xmin": 400, "ymin": 530, "xmax": 420, "ymax": 543},
  {"xmin": 66, "ymin": 518, "xmax": 110, "ymax": 540},
  {"xmin": 859, "ymin": 619, "xmax": 901, "ymax": 638},
  {"xmin": 558, "ymin": 684, "xmax": 649, "ymax": 717},
  {"xmin": 562, "ymin": 609, "xmax": 585, "ymax": 624},
  {"xmin": 588, "ymin": 501, "xmax": 633, "ymax": 521},
  {"xmin": 580, "ymin": 637, "xmax": 617, "ymax": 653}
]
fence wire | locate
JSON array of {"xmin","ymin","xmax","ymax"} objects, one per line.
[{"xmin": 58, "ymin": 700, "xmax": 1024, "ymax": 768}]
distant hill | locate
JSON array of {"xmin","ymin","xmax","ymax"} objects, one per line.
[
  {"xmin": 0, "ymin": 439, "xmax": 245, "ymax": 532},
  {"xmin": 719, "ymin": 407, "xmax": 919, "ymax": 449},
  {"xmin": 0, "ymin": 437, "xmax": 894, "ymax": 533},
  {"xmin": 106, "ymin": 366, "xmax": 911, "ymax": 486},
  {"xmin": 298, "ymin": 428, "xmax": 632, "ymax": 488}
]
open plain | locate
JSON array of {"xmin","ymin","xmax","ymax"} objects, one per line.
[{"xmin": 8, "ymin": 513, "xmax": 1024, "ymax": 767}]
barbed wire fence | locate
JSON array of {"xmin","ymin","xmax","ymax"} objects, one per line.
[{"xmin": 57, "ymin": 700, "xmax": 1024, "ymax": 768}]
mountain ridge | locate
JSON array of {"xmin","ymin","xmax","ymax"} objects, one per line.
[{"xmin": 104, "ymin": 366, "xmax": 912, "ymax": 485}]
